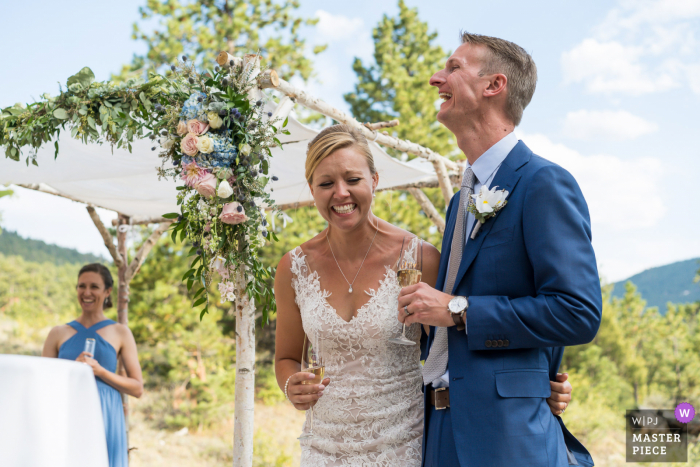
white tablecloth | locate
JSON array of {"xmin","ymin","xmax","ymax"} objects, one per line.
[{"xmin": 0, "ymin": 354, "xmax": 109, "ymax": 467}]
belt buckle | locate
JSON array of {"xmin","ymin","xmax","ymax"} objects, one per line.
[{"xmin": 434, "ymin": 387, "xmax": 448, "ymax": 410}]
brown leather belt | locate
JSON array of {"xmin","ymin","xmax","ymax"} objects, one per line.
[{"xmin": 429, "ymin": 387, "xmax": 450, "ymax": 410}]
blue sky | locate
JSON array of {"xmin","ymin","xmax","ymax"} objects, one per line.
[{"xmin": 1, "ymin": 0, "xmax": 699, "ymax": 282}]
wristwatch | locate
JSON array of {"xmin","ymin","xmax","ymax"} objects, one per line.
[{"xmin": 448, "ymin": 296, "xmax": 468, "ymax": 331}]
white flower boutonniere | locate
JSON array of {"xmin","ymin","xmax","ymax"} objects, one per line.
[{"xmin": 467, "ymin": 186, "xmax": 509, "ymax": 239}]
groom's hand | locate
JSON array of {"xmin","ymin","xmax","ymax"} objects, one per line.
[
  {"xmin": 547, "ymin": 373, "xmax": 572, "ymax": 416},
  {"xmin": 397, "ymin": 282, "xmax": 454, "ymax": 328}
]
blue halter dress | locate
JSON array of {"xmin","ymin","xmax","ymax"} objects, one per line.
[{"xmin": 58, "ymin": 319, "xmax": 127, "ymax": 467}]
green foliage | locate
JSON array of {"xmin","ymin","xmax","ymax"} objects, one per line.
[
  {"xmin": 562, "ymin": 282, "xmax": 700, "ymax": 447},
  {"xmin": 0, "ymin": 229, "xmax": 104, "ymax": 265},
  {"xmin": 0, "ymin": 253, "xmax": 83, "ymax": 352},
  {"xmin": 0, "ymin": 67, "xmax": 167, "ymax": 164},
  {"xmin": 612, "ymin": 258, "xmax": 700, "ymax": 310},
  {"xmin": 344, "ymin": 0, "xmax": 456, "ymax": 159},
  {"xmin": 114, "ymin": 0, "xmax": 325, "ymax": 83}
]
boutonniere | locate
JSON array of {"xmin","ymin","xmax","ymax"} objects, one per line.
[{"xmin": 467, "ymin": 186, "xmax": 509, "ymax": 239}]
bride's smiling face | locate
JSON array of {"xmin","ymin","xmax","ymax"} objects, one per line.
[{"xmin": 309, "ymin": 146, "xmax": 378, "ymax": 231}]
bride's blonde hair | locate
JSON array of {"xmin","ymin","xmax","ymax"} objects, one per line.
[{"xmin": 305, "ymin": 124, "xmax": 377, "ymax": 184}]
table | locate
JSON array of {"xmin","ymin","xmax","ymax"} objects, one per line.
[{"xmin": 0, "ymin": 354, "xmax": 109, "ymax": 467}]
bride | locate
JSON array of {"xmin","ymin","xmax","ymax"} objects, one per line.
[{"xmin": 274, "ymin": 124, "xmax": 571, "ymax": 466}]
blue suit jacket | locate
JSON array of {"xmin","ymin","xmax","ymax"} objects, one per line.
[{"xmin": 422, "ymin": 141, "xmax": 602, "ymax": 467}]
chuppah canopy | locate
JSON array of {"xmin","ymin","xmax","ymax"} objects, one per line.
[{"xmin": 0, "ymin": 110, "xmax": 438, "ymax": 218}]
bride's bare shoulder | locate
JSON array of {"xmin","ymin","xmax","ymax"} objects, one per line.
[{"xmin": 276, "ymin": 232, "xmax": 327, "ymax": 274}]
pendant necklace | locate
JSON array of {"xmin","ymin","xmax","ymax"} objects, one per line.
[{"xmin": 326, "ymin": 219, "xmax": 379, "ymax": 294}]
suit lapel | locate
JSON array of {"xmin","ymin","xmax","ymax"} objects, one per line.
[{"xmin": 449, "ymin": 141, "xmax": 530, "ymax": 295}]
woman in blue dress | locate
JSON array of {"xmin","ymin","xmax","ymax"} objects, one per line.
[{"xmin": 43, "ymin": 263, "xmax": 143, "ymax": 467}]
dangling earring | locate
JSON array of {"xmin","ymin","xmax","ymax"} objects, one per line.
[{"xmin": 372, "ymin": 191, "xmax": 376, "ymax": 198}]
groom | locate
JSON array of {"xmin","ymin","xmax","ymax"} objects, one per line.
[{"xmin": 398, "ymin": 33, "xmax": 602, "ymax": 467}]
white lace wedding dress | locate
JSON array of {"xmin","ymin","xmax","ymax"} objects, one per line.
[{"xmin": 290, "ymin": 247, "xmax": 424, "ymax": 466}]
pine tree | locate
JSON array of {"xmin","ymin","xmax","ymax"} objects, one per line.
[
  {"xmin": 114, "ymin": 0, "xmax": 326, "ymax": 82},
  {"xmin": 344, "ymin": 0, "xmax": 457, "ymax": 159}
]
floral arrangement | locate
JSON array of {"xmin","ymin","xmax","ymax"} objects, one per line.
[
  {"xmin": 0, "ymin": 56, "xmax": 288, "ymax": 321},
  {"xmin": 156, "ymin": 56, "xmax": 287, "ymax": 320}
]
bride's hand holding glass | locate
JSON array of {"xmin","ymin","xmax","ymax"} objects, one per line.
[{"xmin": 286, "ymin": 371, "xmax": 330, "ymax": 411}]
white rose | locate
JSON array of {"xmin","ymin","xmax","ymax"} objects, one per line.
[
  {"xmin": 239, "ymin": 143, "xmax": 251, "ymax": 156},
  {"xmin": 471, "ymin": 186, "xmax": 509, "ymax": 214},
  {"xmin": 161, "ymin": 137, "xmax": 176, "ymax": 150},
  {"xmin": 196, "ymin": 135, "xmax": 214, "ymax": 154},
  {"xmin": 217, "ymin": 180, "xmax": 234, "ymax": 198},
  {"xmin": 207, "ymin": 112, "xmax": 223, "ymax": 129}
]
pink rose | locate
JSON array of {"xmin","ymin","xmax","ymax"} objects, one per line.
[
  {"xmin": 176, "ymin": 121, "xmax": 188, "ymax": 135},
  {"xmin": 180, "ymin": 133, "xmax": 199, "ymax": 156},
  {"xmin": 219, "ymin": 202, "xmax": 249, "ymax": 225},
  {"xmin": 195, "ymin": 173, "xmax": 217, "ymax": 198},
  {"xmin": 187, "ymin": 119, "xmax": 209, "ymax": 135}
]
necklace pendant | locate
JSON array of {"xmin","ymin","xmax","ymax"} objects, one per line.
[{"xmin": 349, "ymin": 286, "xmax": 353, "ymax": 293}]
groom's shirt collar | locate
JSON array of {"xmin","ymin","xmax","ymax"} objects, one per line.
[{"xmin": 466, "ymin": 131, "xmax": 519, "ymax": 186}]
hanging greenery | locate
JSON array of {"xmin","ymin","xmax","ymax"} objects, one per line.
[{"xmin": 0, "ymin": 56, "xmax": 287, "ymax": 321}]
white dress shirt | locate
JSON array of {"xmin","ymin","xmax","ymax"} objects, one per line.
[{"xmin": 435, "ymin": 131, "xmax": 519, "ymax": 388}]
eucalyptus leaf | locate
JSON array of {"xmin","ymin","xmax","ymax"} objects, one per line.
[
  {"xmin": 53, "ymin": 108, "xmax": 69, "ymax": 119},
  {"xmin": 66, "ymin": 67, "xmax": 95, "ymax": 89}
]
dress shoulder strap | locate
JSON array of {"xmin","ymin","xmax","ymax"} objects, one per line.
[
  {"xmin": 289, "ymin": 246, "xmax": 311, "ymax": 280},
  {"xmin": 89, "ymin": 319, "xmax": 117, "ymax": 332},
  {"xmin": 67, "ymin": 320, "xmax": 85, "ymax": 332}
]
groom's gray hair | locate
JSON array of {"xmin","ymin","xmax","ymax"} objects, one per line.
[{"xmin": 461, "ymin": 32, "xmax": 537, "ymax": 126}]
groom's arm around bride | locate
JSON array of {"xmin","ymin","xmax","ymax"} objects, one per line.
[{"xmin": 399, "ymin": 32, "xmax": 602, "ymax": 467}]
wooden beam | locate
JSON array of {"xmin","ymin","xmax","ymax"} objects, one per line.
[
  {"xmin": 256, "ymin": 69, "xmax": 460, "ymax": 172},
  {"xmin": 432, "ymin": 159, "xmax": 454, "ymax": 204},
  {"xmin": 125, "ymin": 222, "xmax": 172, "ymax": 282},
  {"xmin": 111, "ymin": 216, "xmax": 170, "ymax": 226},
  {"xmin": 408, "ymin": 188, "xmax": 445, "ymax": 233},
  {"xmin": 363, "ymin": 119, "xmax": 399, "ymax": 131},
  {"xmin": 216, "ymin": 52, "xmax": 242, "ymax": 68},
  {"xmin": 86, "ymin": 205, "xmax": 123, "ymax": 268}
]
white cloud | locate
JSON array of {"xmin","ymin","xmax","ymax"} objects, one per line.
[
  {"xmin": 315, "ymin": 10, "xmax": 364, "ymax": 41},
  {"xmin": 563, "ymin": 109, "xmax": 658, "ymax": 140},
  {"xmin": 562, "ymin": 0, "xmax": 700, "ymax": 95},
  {"xmin": 314, "ymin": 10, "xmax": 374, "ymax": 62},
  {"xmin": 518, "ymin": 133, "xmax": 665, "ymax": 230}
]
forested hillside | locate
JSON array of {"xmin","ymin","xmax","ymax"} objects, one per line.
[
  {"xmin": 613, "ymin": 258, "xmax": 700, "ymax": 311},
  {"xmin": 0, "ymin": 229, "xmax": 104, "ymax": 265}
]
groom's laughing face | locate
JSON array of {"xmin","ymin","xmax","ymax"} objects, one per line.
[{"xmin": 430, "ymin": 43, "xmax": 492, "ymax": 129}]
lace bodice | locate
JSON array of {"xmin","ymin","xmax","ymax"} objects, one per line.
[{"xmin": 290, "ymin": 247, "xmax": 424, "ymax": 467}]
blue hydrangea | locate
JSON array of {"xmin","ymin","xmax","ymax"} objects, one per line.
[
  {"xmin": 194, "ymin": 132, "xmax": 238, "ymax": 168},
  {"xmin": 180, "ymin": 92, "xmax": 207, "ymax": 120}
]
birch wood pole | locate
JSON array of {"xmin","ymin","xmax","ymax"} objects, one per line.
[
  {"xmin": 116, "ymin": 214, "xmax": 132, "ymax": 458},
  {"xmin": 407, "ymin": 188, "xmax": 446, "ymax": 233},
  {"xmin": 256, "ymin": 70, "xmax": 459, "ymax": 171},
  {"xmin": 232, "ymin": 265, "xmax": 255, "ymax": 467}
]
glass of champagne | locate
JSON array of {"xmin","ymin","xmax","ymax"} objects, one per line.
[
  {"xmin": 389, "ymin": 236, "xmax": 422, "ymax": 345},
  {"xmin": 298, "ymin": 332, "xmax": 325, "ymax": 440},
  {"xmin": 83, "ymin": 338, "xmax": 96, "ymax": 359}
]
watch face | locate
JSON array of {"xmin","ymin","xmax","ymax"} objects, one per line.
[{"xmin": 449, "ymin": 296, "xmax": 468, "ymax": 313}]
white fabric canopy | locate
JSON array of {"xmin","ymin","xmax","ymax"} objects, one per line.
[{"xmin": 0, "ymin": 112, "xmax": 437, "ymax": 217}]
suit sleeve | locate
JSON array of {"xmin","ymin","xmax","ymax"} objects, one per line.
[{"xmin": 466, "ymin": 165, "xmax": 602, "ymax": 349}]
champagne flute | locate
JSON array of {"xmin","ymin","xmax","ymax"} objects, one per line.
[
  {"xmin": 389, "ymin": 236, "xmax": 422, "ymax": 345},
  {"xmin": 298, "ymin": 332, "xmax": 325, "ymax": 440}
]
